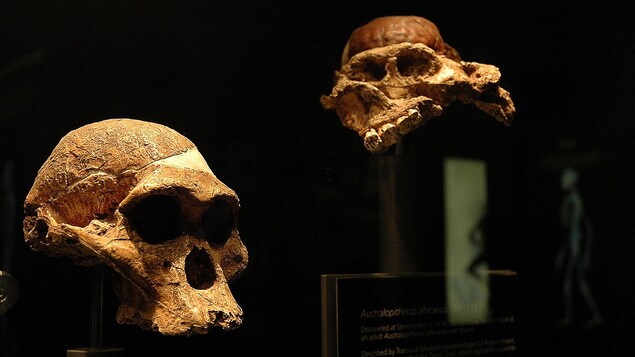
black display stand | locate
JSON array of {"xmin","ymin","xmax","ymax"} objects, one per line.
[
  {"xmin": 377, "ymin": 141, "xmax": 442, "ymax": 273},
  {"xmin": 377, "ymin": 142, "xmax": 419, "ymax": 272},
  {"xmin": 67, "ymin": 266, "xmax": 124, "ymax": 357},
  {"xmin": 321, "ymin": 272, "xmax": 518, "ymax": 357},
  {"xmin": 322, "ymin": 140, "xmax": 519, "ymax": 356}
]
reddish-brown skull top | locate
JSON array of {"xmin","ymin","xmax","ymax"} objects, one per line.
[{"xmin": 343, "ymin": 16, "xmax": 461, "ymax": 64}]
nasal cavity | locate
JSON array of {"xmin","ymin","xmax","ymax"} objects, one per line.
[{"xmin": 184, "ymin": 246, "xmax": 216, "ymax": 290}]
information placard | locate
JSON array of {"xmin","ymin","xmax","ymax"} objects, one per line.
[{"xmin": 321, "ymin": 272, "xmax": 517, "ymax": 357}]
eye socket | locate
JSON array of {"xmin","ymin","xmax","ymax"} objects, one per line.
[
  {"xmin": 397, "ymin": 55, "xmax": 432, "ymax": 77},
  {"xmin": 201, "ymin": 198, "xmax": 236, "ymax": 247},
  {"xmin": 362, "ymin": 61, "xmax": 387, "ymax": 81},
  {"xmin": 128, "ymin": 194, "xmax": 183, "ymax": 244},
  {"xmin": 351, "ymin": 60, "xmax": 387, "ymax": 82}
]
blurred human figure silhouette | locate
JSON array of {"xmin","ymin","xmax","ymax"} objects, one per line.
[{"xmin": 555, "ymin": 167, "xmax": 602, "ymax": 328}]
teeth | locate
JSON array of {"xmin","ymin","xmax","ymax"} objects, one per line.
[
  {"xmin": 360, "ymin": 108, "xmax": 425, "ymax": 152},
  {"xmin": 407, "ymin": 108, "xmax": 423, "ymax": 125},
  {"xmin": 430, "ymin": 104, "xmax": 443, "ymax": 116},
  {"xmin": 379, "ymin": 123, "xmax": 398, "ymax": 145},
  {"xmin": 396, "ymin": 109, "xmax": 421, "ymax": 135},
  {"xmin": 396, "ymin": 116, "xmax": 412, "ymax": 135},
  {"xmin": 363, "ymin": 129, "xmax": 382, "ymax": 152}
]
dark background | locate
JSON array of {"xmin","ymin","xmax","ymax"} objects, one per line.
[{"xmin": 1, "ymin": 1, "xmax": 634, "ymax": 356}]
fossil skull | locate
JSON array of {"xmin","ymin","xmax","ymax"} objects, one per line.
[
  {"xmin": 321, "ymin": 16, "xmax": 515, "ymax": 152},
  {"xmin": 23, "ymin": 119, "xmax": 247, "ymax": 335}
]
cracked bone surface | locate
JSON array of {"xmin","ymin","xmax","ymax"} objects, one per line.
[
  {"xmin": 321, "ymin": 16, "xmax": 515, "ymax": 152},
  {"xmin": 23, "ymin": 119, "xmax": 248, "ymax": 335}
]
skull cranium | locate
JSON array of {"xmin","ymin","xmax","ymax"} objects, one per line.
[
  {"xmin": 23, "ymin": 118, "xmax": 247, "ymax": 335},
  {"xmin": 321, "ymin": 16, "xmax": 515, "ymax": 152}
]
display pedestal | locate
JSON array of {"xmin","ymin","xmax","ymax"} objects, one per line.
[
  {"xmin": 323, "ymin": 142, "xmax": 518, "ymax": 356},
  {"xmin": 322, "ymin": 272, "xmax": 518, "ymax": 357},
  {"xmin": 67, "ymin": 266, "xmax": 124, "ymax": 357}
]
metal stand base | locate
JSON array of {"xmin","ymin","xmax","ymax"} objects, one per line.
[
  {"xmin": 68, "ymin": 266, "xmax": 124, "ymax": 356},
  {"xmin": 67, "ymin": 347, "xmax": 125, "ymax": 357}
]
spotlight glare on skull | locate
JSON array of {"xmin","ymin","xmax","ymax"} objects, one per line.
[
  {"xmin": 23, "ymin": 119, "xmax": 248, "ymax": 336},
  {"xmin": 321, "ymin": 16, "xmax": 516, "ymax": 152}
]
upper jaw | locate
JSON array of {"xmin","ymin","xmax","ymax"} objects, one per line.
[{"xmin": 357, "ymin": 96, "xmax": 443, "ymax": 153}]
